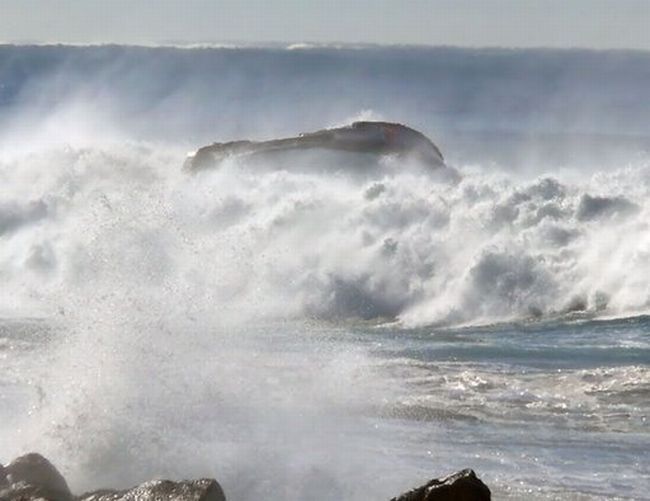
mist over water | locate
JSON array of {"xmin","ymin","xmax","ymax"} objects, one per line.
[{"xmin": 1, "ymin": 45, "xmax": 649, "ymax": 499}]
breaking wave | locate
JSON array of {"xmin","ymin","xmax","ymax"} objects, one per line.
[
  {"xmin": 1, "ymin": 44, "xmax": 649, "ymax": 326},
  {"xmin": 1, "ymin": 142, "xmax": 649, "ymax": 327}
]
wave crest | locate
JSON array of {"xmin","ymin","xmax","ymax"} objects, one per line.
[{"xmin": 1, "ymin": 144, "xmax": 649, "ymax": 326}]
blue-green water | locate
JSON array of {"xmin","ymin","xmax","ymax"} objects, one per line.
[{"xmin": 2, "ymin": 316, "xmax": 647, "ymax": 499}]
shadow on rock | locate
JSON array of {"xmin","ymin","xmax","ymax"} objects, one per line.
[{"xmin": 390, "ymin": 469, "xmax": 491, "ymax": 501}]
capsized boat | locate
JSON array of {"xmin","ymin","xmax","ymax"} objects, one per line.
[{"xmin": 184, "ymin": 121, "xmax": 445, "ymax": 172}]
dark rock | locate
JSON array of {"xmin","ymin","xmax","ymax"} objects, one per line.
[
  {"xmin": 0, "ymin": 454, "xmax": 226, "ymax": 501},
  {"xmin": 0, "ymin": 464, "xmax": 7, "ymax": 487},
  {"xmin": 1, "ymin": 453, "xmax": 72, "ymax": 501},
  {"xmin": 390, "ymin": 469, "xmax": 490, "ymax": 501},
  {"xmin": 78, "ymin": 479, "xmax": 226, "ymax": 501}
]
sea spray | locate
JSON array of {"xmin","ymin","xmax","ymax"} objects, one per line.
[
  {"xmin": 1, "ymin": 45, "xmax": 649, "ymax": 500},
  {"xmin": 1, "ymin": 143, "xmax": 649, "ymax": 326}
]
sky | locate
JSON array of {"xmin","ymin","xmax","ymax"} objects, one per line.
[{"xmin": 1, "ymin": 0, "xmax": 649, "ymax": 50}]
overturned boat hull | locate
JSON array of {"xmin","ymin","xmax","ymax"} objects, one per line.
[{"xmin": 184, "ymin": 121, "xmax": 446, "ymax": 172}]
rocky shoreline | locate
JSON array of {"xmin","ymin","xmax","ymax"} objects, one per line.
[{"xmin": 0, "ymin": 453, "xmax": 491, "ymax": 501}]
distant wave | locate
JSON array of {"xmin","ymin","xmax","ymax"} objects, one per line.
[{"xmin": 1, "ymin": 44, "xmax": 650, "ymax": 144}]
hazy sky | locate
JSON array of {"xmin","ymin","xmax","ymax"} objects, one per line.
[{"xmin": 1, "ymin": 0, "xmax": 649, "ymax": 50}]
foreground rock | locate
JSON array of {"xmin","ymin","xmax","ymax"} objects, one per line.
[
  {"xmin": 2, "ymin": 452, "xmax": 489, "ymax": 501},
  {"xmin": 79, "ymin": 479, "xmax": 226, "ymax": 501},
  {"xmin": 390, "ymin": 469, "xmax": 491, "ymax": 501},
  {"xmin": 0, "ymin": 453, "xmax": 73, "ymax": 501},
  {"xmin": 0, "ymin": 453, "xmax": 225, "ymax": 501}
]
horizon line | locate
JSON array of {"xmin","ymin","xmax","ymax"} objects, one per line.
[{"xmin": 1, "ymin": 40, "xmax": 650, "ymax": 54}]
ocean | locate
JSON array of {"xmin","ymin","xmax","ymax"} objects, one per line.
[{"xmin": 0, "ymin": 44, "xmax": 649, "ymax": 500}]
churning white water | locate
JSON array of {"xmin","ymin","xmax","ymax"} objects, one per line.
[{"xmin": 1, "ymin": 45, "xmax": 649, "ymax": 500}]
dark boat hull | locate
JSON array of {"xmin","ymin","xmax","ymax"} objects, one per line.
[{"xmin": 184, "ymin": 121, "xmax": 445, "ymax": 172}]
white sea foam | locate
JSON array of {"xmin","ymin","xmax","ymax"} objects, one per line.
[{"xmin": 1, "ymin": 142, "xmax": 648, "ymax": 326}]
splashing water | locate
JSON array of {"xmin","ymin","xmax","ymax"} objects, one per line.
[{"xmin": 1, "ymin": 45, "xmax": 649, "ymax": 500}]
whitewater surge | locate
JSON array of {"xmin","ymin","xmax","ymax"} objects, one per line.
[
  {"xmin": 1, "ymin": 45, "xmax": 649, "ymax": 500},
  {"xmin": 1, "ymin": 142, "xmax": 649, "ymax": 326}
]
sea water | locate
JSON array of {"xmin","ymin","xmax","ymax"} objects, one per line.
[{"xmin": 0, "ymin": 45, "xmax": 649, "ymax": 500}]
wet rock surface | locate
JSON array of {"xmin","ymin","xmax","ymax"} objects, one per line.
[
  {"xmin": 390, "ymin": 469, "xmax": 491, "ymax": 501},
  {"xmin": 1, "ymin": 453, "xmax": 73, "ymax": 501},
  {"xmin": 78, "ymin": 479, "xmax": 226, "ymax": 501},
  {"xmin": 1, "ymin": 452, "xmax": 489, "ymax": 501},
  {"xmin": 0, "ymin": 454, "xmax": 225, "ymax": 501}
]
